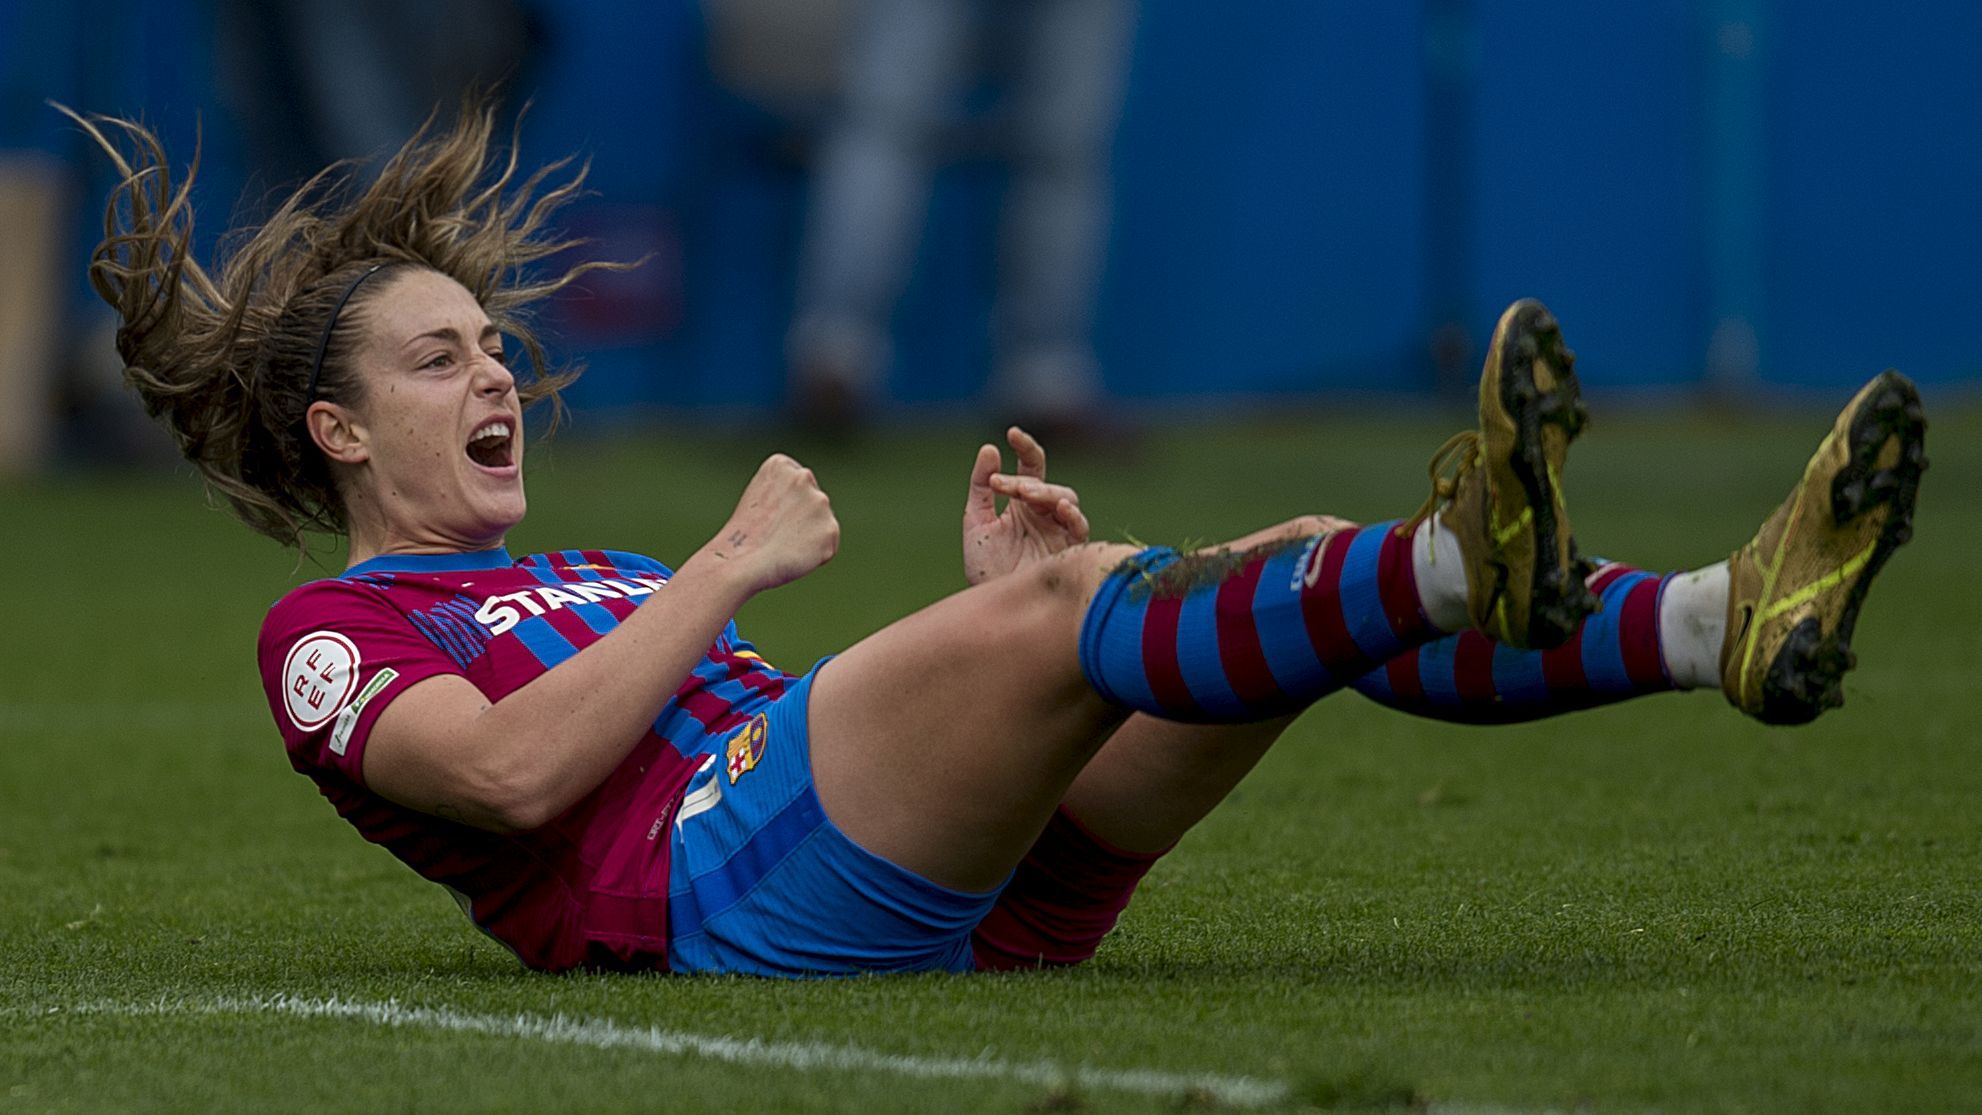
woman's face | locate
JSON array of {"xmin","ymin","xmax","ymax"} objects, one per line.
[{"xmin": 338, "ymin": 269, "xmax": 526, "ymax": 552}]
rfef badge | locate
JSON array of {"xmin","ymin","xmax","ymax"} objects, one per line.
[
  {"xmin": 725, "ymin": 715, "xmax": 768, "ymax": 784},
  {"xmin": 282, "ymin": 631, "xmax": 360, "ymax": 731}
]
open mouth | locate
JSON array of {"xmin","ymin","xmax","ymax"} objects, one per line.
[{"xmin": 465, "ymin": 419, "xmax": 515, "ymax": 470}]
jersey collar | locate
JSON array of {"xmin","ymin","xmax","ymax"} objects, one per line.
[{"xmin": 342, "ymin": 548, "xmax": 516, "ymax": 577}]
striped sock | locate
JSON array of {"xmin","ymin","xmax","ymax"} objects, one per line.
[
  {"xmin": 1077, "ymin": 522, "xmax": 1437, "ymax": 721},
  {"xmin": 971, "ymin": 807, "xmax": 1166, "ymax": 971},
  {"xmin": 1348, "ymin": 562, "xmax": 1676, "ymax": 723}
]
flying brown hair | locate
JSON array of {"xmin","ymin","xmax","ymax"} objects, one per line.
[{"xmin": 61, "ymin": 95, "xmax": 625, "ymax": 552}]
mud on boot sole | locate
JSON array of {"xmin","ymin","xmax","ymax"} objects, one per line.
[
  {"xmin": 1496, "ymin": 300, "xmax": 1597, "ymax": 649},
  {"xmin": 1757, "ymin": 369, "xmax": 1928, "ymax": 725}
]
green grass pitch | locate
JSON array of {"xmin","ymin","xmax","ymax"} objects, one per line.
[{"xmin": 2, "ymin": 403, "xmax": 1979, "ymax": 1113}]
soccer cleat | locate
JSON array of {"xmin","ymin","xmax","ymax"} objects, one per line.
[
  {"xmin": 1402, "ymin": 299, "xmax": 1596, "ymax": 649},
  {"xmin": 1721, "ymin": 370, "xmax": 1927, "ymax": 724}
]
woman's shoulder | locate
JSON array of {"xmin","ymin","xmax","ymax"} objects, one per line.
[{"xmin": 258, "ymin": 574, "xmax": 408, "ymax": 647}]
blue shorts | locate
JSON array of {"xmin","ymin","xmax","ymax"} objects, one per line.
[{"xmin": 665, "ymin": 664, "xmax": 1004, "ymax": 976}]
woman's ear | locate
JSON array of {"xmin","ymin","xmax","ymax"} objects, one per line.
[{"xmin": 306, "ymin": 400, "xmax": 369, "ymax": 466}]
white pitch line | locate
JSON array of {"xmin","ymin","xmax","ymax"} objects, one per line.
[
  {"xmin": 13, "ymin": 996, "xmax": 1590, "ymax": 1113},
  {"xmin": 25, "ymin": 994, "xmax": 1292, "ymax": 1107}
]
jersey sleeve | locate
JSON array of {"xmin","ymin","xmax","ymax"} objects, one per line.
[{"xmin": 257, "ymin": 580, "xmax": 463, "ymax": 786}]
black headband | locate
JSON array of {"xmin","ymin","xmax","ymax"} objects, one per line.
[{"xmin": 305, "ymin": 263, "xmax": 385, "ymax": 402}]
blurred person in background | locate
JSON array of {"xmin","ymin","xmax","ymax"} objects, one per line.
[
  {"xmin": 782, "ymin": 0, "xmax": 1137, "ymax": 437},
  {"xmin": 0, "ymin": 2, "xmax": 85, "ymax": 476},
  {"xmin": 0, "ymin": 0, "xmax": 539, "ymax": 478},
  {"xmin": 215, "ymin": 0, "xmax": 540, "ymax": 193},
  {"xmin": 0, "ymin": 1, "xmax": 196, "ymax": 474},
  {"xmin": 0, "ymin": 136, "xmax": 64, "ymax": 476}
]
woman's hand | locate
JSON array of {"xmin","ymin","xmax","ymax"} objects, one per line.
[
  {"xmin": 962, "ymin": 427, "xmax": 1090, "ymax": 586},
  {"xmin": 703, "ymin": 454, "xmax": 841, "ymax": 594}
]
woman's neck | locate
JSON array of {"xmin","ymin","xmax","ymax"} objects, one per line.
[{"xmin": 342, "ymin": 514, "xmax": 507, "ymax": 571}]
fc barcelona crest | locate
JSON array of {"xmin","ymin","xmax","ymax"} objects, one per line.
[{"xmin": 725, "ymin": 715, "xmax": 769, "ymax": 784}]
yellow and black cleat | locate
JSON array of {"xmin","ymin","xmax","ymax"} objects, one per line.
[
  {"xmin": 1723, "ymin": 370, "xmax": 1927, "ymax": 724},
  {"xmin": 1405, "ymin": 299, "xmax": 1596, "ymax": 650}
]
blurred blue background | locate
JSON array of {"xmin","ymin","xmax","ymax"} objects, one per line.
[{"xmin": 1, "ymin": 0, "xmax": 1977, "ymax": 464}]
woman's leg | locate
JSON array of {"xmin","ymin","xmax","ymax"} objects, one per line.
[
  {"xmin": 968, "ymin": 366, "xmax": 1929, "ymax": 939},
  {"xmin": 965, "ymin": 369, "xmax": 1925, "ymax": 968},
  {"xmin": 809, "ymin": 517, "xmax": 1464, "ymax": 891},
  {"xmin": 809, "ymin": 304, "xmax": 1593, "ymax": 893}
]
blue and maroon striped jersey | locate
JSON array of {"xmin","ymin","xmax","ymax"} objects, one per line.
[{"xmin": 255, "ymin": 548, "xmax": 798, "ymax": 972}]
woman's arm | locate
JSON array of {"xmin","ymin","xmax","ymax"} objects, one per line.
[{"xmin": 361, "ymin": 455, "xmax": 839, "ymax": 833}]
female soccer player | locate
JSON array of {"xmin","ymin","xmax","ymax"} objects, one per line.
[{"xmin": 70, "ymin": 102, "xmax": 1925, "ymax": 976}]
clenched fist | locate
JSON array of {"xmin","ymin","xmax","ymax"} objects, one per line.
[{"xmin": 707, "ymin": 454, "xmax": 840, "ymax": 594}]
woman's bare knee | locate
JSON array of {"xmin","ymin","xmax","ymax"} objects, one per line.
[
  {"xmin": 949, "ymin": 544, "xmax": 1142, "ymax": 673},
  {"xmin": 1036, "ymin": 542, "xmax": 1142, "ymax": 605}
]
